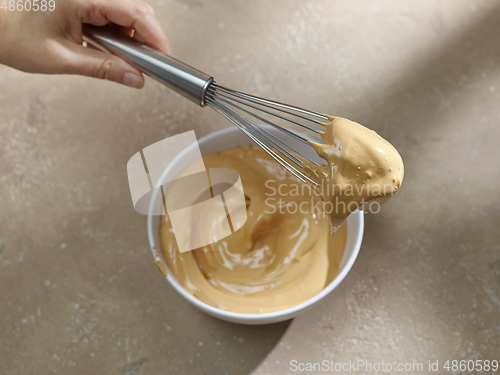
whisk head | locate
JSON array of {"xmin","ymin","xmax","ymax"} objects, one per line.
[{"xmin": 205, "ymin": 83, "xmax": 329, "ymax": 186}]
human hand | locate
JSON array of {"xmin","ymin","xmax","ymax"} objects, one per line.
[{"xmin": 0, "ymin": 0, "xmax": 171, "ymax": 88}]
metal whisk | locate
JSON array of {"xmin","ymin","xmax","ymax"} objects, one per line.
[{"xmin": 83, "ymin": 25, "xmax": 326, "ymax": 185}]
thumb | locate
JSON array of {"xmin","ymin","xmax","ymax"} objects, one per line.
[{"xmin": 63, "ymin": 42, "xmax": 145, "ymax": 88}]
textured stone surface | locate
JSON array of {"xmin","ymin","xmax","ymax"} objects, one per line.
[{"xmin": 0, "ymin": 0, "xmax": 499, "ymax": 374}]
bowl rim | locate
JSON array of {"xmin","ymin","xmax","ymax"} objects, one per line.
[{"xmin": 147, "ymin": 126, "xmax": 364, "ymax": 322}]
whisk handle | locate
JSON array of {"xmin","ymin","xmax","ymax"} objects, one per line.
[{"xmin": 82, "ymin": 24, "xmax": 213, "ymax": 106}]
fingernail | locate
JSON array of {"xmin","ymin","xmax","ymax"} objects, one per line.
[{"xmin": 122, "ymin": 72, "xmax": 144, "ymax": 88}]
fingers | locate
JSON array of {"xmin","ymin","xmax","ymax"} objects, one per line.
[
  {"xmin": 62, "ymin": 40, "xmax": 145, "ymax": 88},
  {"xmin": 79, "ymin": 0, "xmax": 172, "ymax": 55},
  {"xmin": 109, "ymin": 24, "xmax": 135, "ymax": 38}
]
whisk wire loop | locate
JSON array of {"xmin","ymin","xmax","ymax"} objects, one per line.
[
  {"xmin": 207, "ymin": 99, "xmax": 317, "ymax": 184},
  {"xmin": 206, "ymin": 83, "xmax": 326, "ymax": 186}
]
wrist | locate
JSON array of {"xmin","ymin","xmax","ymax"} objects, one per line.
[{"xmin": 0, "ymin": 11, "xmax": 23, "ymax": 67}]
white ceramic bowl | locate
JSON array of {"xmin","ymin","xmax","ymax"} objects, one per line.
[{"xmin": 147, "ymin": 126, "xmax": 364, "ymax": 325}]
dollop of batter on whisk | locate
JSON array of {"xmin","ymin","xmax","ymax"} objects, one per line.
[{"xmin": 306, "ymin": 115, "xmax": 404, "ymax": 229}]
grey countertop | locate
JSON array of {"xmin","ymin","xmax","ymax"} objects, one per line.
[{"xmin": 1, "ymin": 0, "xmax": 499, "ymax": 374}]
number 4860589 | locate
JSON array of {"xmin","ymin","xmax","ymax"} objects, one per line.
[
  {"xmin": 443, "ymin": 359, "xmax": 499, "ymax": 372},
  {"xmin": 1, "ymin": 0, "xmax": 56, "ymax": 11}
]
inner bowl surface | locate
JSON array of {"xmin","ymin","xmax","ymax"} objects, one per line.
[{"xmin": 147, "ymin": 126, "xmax": 364, "ymax": 325}]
